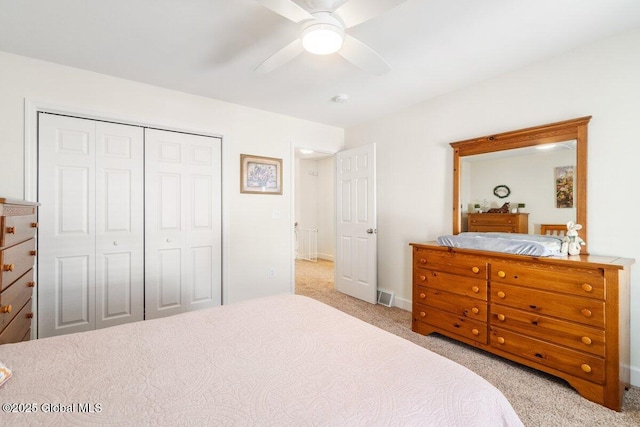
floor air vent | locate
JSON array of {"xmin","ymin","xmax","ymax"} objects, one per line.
[{"xmin": 377, "ymin": 290, "xmax": 394, "ymax": 307}]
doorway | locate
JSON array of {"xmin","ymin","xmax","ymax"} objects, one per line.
[{"xmin": 293, "ymin": 147, "xmax": 335, "ymax": 296}]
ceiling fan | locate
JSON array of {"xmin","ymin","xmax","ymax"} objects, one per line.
[{"xmin": 254, "ymin": 0, "xmax": 407, "ymax": 74}]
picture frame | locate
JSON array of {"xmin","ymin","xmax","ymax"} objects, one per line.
[
  {"xmin": 555, "ymin": 165, "xmax": 574, "ymax": 208},
  {"xmin": 240, "ymin": 154, "xmax": 283, "ymax": 195}
]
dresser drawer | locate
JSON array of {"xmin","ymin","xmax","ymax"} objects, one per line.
[
  {"xmin": 491, "ymin": 283, "xmax": 605, "ymax": 328},
  {"xmin": 413, "ymin": 247, "xmax": 487, "ymax": 279},
  {"xmin": 490, "ymin": 261, "xmax": 605, "ymax": 300},
  {"xmin": 0, "ymin": 238, "xmax": 36, "ymax": 291},
  {"xmin": 490, "ymin": 328, "xmax": 605, "ymax": 384},
  {"xmin": 0, "ymin": 269, "xmax": 34, "ymax": 332},
  {"xmin": 1, "ymin": 214, "xmax": 37, "ymax": 248},
  {"xmin": 0, "ymin": 298, "xmax": 33, "ymax": 345},
  {"xmin": 415, "ymin": 285, "xmax": 487, "ymax": 322},
  {"xmin": 414, "ymin": 306, "xmax": 487, "ymax": 344},
  {"xmin": 469, "ymin": 214, "xmax": 519, "ymax": 226},
  {"xmin": 415, "ymin": 269, "xmax": 487, "ymax": 300},
  {"xmin": 490, "ymin": 304, "xmax": 605, "ymax": 357},
  {"xmin": 469, "ymin": 225, "xmax": 517, "ymax": 233}
]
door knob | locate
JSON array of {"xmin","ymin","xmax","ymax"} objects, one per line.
[{"xmin": 366, "ymin": 228, "xmax": 376, "ymax": 234}]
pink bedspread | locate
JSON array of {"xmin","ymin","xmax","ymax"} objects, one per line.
[{"xmin": 0, "ymin": 294, "xmax": 523, "ymax": 426}]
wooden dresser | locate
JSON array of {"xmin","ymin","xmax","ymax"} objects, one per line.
[
  {"xmin": 467, "ymin": 213, "xmax": 528, "ymax": 233},
  {"xmin": 0, "ymin": 198, "xmax": 38, "ymax": 344},
  {"xmin": 411, "ymin": 242, "xmax": 634, "ymax": 411}
]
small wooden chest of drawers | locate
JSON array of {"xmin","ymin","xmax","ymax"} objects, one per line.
[
  {"xmin": 411, "ymin": 242, "xmax": 634, "ymax": 411},
  {"xmin": 0, "ymin": 198, "xmax": 38, "ymax": 345},
  {"xmin": 467, "ymin": 213, "xmax": 528, "ymax": 233}
]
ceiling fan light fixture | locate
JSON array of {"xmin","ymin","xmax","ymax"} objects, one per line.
[{"xmin": 302, "ymin": 23, "xmax": 344, "ymax": 55}]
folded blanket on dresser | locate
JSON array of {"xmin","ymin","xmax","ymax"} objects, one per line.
[{"xmin": 437, "ymin": 232, "xmax": 564, "ymax": 256}]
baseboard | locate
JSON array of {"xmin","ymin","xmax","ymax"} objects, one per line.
[
  {"xmin": 317, "ymin": 253, "xmax": 334, "ymax": 261},
  {"xmin": 392, "ymin": 295, "xmax": 411, "ymax": 312},
  {"xmin": 630, "ymin": 365, "xmax": 640, "ymax": 387}
]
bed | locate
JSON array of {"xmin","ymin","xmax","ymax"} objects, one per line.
[{"xmin": 0, "ymin": 294, "xmax": 523, "ymax": 426}]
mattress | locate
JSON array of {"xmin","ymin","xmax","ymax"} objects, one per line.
[
  {"xmin": 437, "ymin": 232, "xmax": 564, "ymax": 256},
  {"xmin": 0, "ymin": 294, "xmax": 523, "ymax": 426}
]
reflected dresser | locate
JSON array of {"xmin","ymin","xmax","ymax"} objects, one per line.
[
  {"xmin": 411, "ymin": 242, "xmax": 634, "ymax": 411},
  {"xmin": 467, "ymin": 213, "xmax": 528, "ymax": 233},
  {"xmin": 0, "ymin": 198, "xmax": 38, "ymax": 344}
]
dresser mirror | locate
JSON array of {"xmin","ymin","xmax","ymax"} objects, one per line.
[{"xmin": 451, "ymin": 116, "xmax": 591, "ymax": 252}]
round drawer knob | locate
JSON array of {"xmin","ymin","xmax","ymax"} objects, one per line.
[
  {"xmin": 28, "ymin": 281, "xmax": 35, "ymax": 288},
  {"xmin": 497, "ymin": 271, "xmax": 506, "ymax": 278},
  {"xmin": 0, "ymin": 305, "xmax": 12, "ymax": 314},
  {"xmin": 581, "ymin": 364, "xmax": 592, "ymax": 373},
  {"xmin": 497, "ymin": 314, "xmax": 506, "ymax": 321},
  {"xmin": 581, "ymin": 308, "xmax": 593, "ymax": 318},
  {"xmin": 420, "ymin": 311, "xmax": 426, "ymax": 318},
  {"xmin": 581, "ymin": 336, "xmax": 592, "ymax": 346},
  {"xmin": 497, "ymin": 337, "xmax": 505, "ymax": 344},
  {"xmin": 471, "ymin": 307, "xmax": 479, "ymax": 314},
  {"xmin": 26, "ymin": 312, "xmax": 34, "ymax": 319},
  {"xmin": 30, "ymin": 250, "xmax": 37, "ymax": 256},
  {"xmin": 471, "ymin": 266, "xmax": 480, "ymax": 274},
  {"xmin": 419, "ymin": 293, "xmax": 426, "ymax": 299},
  {"xmin": 471, "ymin": 329, "xmax": 479, "ymax": 336},
  {"xmin": 581, "ymin": 283, "xmax": 593, "ymax": 292},
  {"xmin": 31, "ymin": 222, "xmax": 39, "ymax": 228},
  {"xmin": 497, "ymin": 291, "xmax": 506, "ymax": 299},
  {"xmin": 471, "ymin": 286, "xmax": 479, "ymax": 293},
  {"xmin": 419, "ymin": 275, "xmax": 426, "ymax": 281},
  {"xmin": 3, "ymin": 264, "xmax": 14, "ymax": 272},
  {"xmin": 6, "ymin": 226, "xmax": 15, "ymax": 234},
  {"xmin": 419, "ymin": 258, "xmax": 427, "ymax": 264}
]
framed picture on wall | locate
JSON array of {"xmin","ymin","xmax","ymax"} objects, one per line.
[
  {"xmin": 555, "ymin": 165, "xmax": 574, "ymax": 208},
  {"xmin": 240, "ymin": 154, "xmax": 283, "ymax": 195}
]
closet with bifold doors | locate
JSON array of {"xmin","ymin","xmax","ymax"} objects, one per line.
[{"xmin": 37, "ymin": 113, "xmax": 222, "ymax": 338}]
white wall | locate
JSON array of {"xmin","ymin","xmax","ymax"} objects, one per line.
[
  {"xmin": 345, "ymin": 28, "xmax": 640, "ymax": 385},
  {"xmin": 0, "ymin": 51, "xmax": 344, "ymax": 305},
  {"xmin": 317, "ymin": 157, "xmax": 335, "ymax": 260},
  {"xmin": 294, "ymin": 157, "xmax": 335, "ymax": 261}
]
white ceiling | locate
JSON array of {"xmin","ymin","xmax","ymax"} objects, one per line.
[{"xmin": 1, "ymin": 0, "xmax": 639, "ymax": 128}]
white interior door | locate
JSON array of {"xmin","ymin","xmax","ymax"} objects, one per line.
[
  {"xmin": 95, "ymin": 122, "xmax": 144, "ymax": 329},
  {"xmin": 38, "ymin": 114, "xmax": 144, "ymax": 338},
  {"xmin": 144, "ymin": 129, "xmax": 222, "ymax": 319},
  {"xmin": 335, "ymin": 144, "xmax": 377, "ymax": 304}
]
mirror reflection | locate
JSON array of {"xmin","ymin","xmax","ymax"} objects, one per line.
[{"xmin": 460, "ymin": 141, "xmax": 577, "ymax": 234}]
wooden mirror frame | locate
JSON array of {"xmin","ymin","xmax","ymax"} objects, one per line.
[{"xmin": 451, "ymin": 116, "xmax": 591, "ymax": 254}]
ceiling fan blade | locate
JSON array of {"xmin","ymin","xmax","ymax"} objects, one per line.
[
  {"xmin": 255, "ymin": 39, "xmax": 305, "ymax": 73},
  {"xmin": 335, "ymin": 0, "xmax": 407, "ymax": 28},
  {"xmin": 338, "ymin": 34, "xmax": 390, "ymax": 75},
  {"xmin": 254, "ymin": 0, "xmax": 313, "ymax": 23}
]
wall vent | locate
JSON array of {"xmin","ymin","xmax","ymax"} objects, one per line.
[{"xmin": 377, "ymin": 290, "xmax": 394, "ymax": 307}]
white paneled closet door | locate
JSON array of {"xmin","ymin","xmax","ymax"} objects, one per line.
[
  {"xmin": 38, "ymin": 114, "xmax": 144, "ymax": 338},
  {"xmin": 144, "ymin": 128, "xmax": 222, "ymax": 320}
]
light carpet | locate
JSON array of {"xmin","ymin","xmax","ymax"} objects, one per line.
[{"xmin": 295, "ymin": 259, "xmax": 640, "ymax": 427}]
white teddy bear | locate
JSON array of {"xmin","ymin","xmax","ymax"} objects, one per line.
[{"xmin": 561, "ymin": 221, "xmax": 585, "ymax": 255}]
